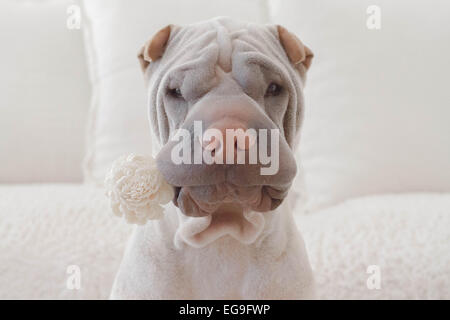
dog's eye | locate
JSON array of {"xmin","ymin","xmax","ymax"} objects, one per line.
[
  {"xmin": 168, "ymin": 87, "xmax": 183, "ymax": 99},
  {"xmin": 265, "ymin": 82, "xmax": 283, "ymax": 97}
]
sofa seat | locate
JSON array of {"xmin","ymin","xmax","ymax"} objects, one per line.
[{"xmin": 1, "ymin": 184, "xmax": 448, "ymax": 299}]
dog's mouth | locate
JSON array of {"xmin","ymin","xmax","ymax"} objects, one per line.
[
  {"xmin": 172, "ymin": 183, "xmax": 282, "ymax": 247},
  {"xmin": 173, "ymin": 183, "xmax": 288, "ymax": 217}
]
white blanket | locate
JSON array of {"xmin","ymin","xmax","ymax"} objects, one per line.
[{"xmin": 0, "ymin": 184, "xmax": 448, "ymax": 299}]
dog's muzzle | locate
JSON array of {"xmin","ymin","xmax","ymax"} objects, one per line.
[{"xmin": 156, "ymin": 96, "xmax": 297, "ymax": 217}]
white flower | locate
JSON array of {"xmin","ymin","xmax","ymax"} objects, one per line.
[{"xmin": 104, "ymin": 154, "xmax": 174, "ymax": 225}]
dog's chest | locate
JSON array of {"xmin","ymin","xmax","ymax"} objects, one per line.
[{"xmin": 181, "ymin": 237, "xmax": 256, "ymax": 298}]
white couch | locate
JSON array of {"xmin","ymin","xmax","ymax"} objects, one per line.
[{"xmin": 1, "ymin": 0, "xmax": 449, "ymax": 299}]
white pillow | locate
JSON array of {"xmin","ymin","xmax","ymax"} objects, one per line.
[
  {"xmin": 81, "ymin": 0, "xmax": 269, "ymax": 184},
  {"xmin": 0, "ymin": 0, "xmax": 91, "ymax": 183},
  {"xmin": 270, "ymin": 0, "xmax": 450, "ymax": 211}
]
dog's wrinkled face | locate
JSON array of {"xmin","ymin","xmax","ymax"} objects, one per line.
[{"xmin": 139, "ymin": 18, "xmax": 312, "ymax": 217}]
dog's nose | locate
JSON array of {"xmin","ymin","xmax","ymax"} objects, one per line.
[{"xmin": 199, "ymin": 118, "xmax": 256, "ymax": 162}]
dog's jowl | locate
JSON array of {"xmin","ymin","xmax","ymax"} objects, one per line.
[{"xmin": 111, "ymin": 17, "xmax": 315, "ymax": 300}]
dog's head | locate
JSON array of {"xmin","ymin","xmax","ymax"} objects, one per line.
[{"xmin": 139, "ymin": 18, "xmax": 312, "ymax": 217}]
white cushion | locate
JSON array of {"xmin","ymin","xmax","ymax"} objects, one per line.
[
  {"xmin": 270, "ymin": 0, "xmax": 450, "ymax": 211},
  {"xmin": 0, "ymin": 0, "xmax": 90, "ymax": 183},
  {"xmin": 81, "ymin": 0, "xmax": 269, "ymax": 184},
  {"xmin": 297, "ymin": 193, "xmax": 450, "ymax": 299}
]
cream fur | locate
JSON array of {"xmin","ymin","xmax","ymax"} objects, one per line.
[{"xmin": 110, "ymin": 200, "xmax": 315, "ymax": 299}]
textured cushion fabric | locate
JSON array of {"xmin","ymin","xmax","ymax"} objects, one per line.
[
  {"xmin": 297, "ymin": 193, "xmax": 450, "ymax": 299},
  {"xmin": 81, "ymin": 0, "xmax": 269, "ymax": 184},
  {"xmin": 0, "ymin": 0, "xmax": 91, "ymax": 183},
  {"xmin": 269, "ymin": 0, "xmax": 450, "ymax": 212},
  {"xmin": 0, "ymin": 184, "xmax": 132, "ymax": 299},
  {"xmin": 0, "ymin": 184, "xmax": 448, "ymax": 299}
]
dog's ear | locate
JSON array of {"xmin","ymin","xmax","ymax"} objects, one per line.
[
  {"xmin": 138, "ymin": 25, "xmax": 174, "ymax": 72},
  {"xmin": 277, "ymin": 25, "xmax": 313, "ymax": 71}
]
